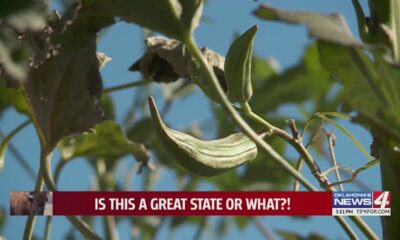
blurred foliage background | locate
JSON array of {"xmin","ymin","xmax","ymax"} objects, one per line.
[{"xmin": 2, "ymin": 0, "xmax": 399, "ymax": 239}]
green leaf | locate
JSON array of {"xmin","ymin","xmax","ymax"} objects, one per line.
[
  {"xmin": 369, "ymin": 0, "xmax": 390, "ymax": 24},
  {"xmin": 0, "ymin": 80, "xmax": 30, "ymax": 116},
  {"xmin": 21, "ymin": 2, "xmax": 114, "ymax": 150},
  {"xmin": 100, "ymin": 94, "xmax": 115, "ymax": 120},
  {"xmin": 254, "ymin": 4, "xmax": 361, "ymax": 47},
  {"xmin": 252, "ymin": 43, "xmax": 331, "ymax": 113},
  {"xmin": 234, "ymin": 216, "xmax": 249, "ymax": 230},
  {"xmin": 101, "ymin": 0, "xmax": 203, "ymax": 40},
  {"xmin": 148, "ymin": 96, "xmax": 258, "ymax": 177},
  {"xmin": 0, "ymin": 120, "xmax": 30, "ymax": 169},
  {"xmin": 59, "ymin": 120, "xmax": 149, "ymax": 166},
  {"xmin": 390, "ymin": 0, "xmax": 400, "ymax": 62},
  {"xmin": 317, "ymin": 42, "xmax": 400, "ymax": 141},
  {"xmin": 225, "ymin": 25, "xmax": 257, "ymax": 103},
  {"xmin": 178, "ymin": 0, "xmax": 204, "ymax": 34},
  {"xmin": 251, "ymin": 55, "xmax": 278, "ymax": 86}
]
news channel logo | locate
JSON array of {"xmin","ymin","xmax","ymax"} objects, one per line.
[{"xmin": 332, "ymin": 191, "xmax": 391, "ymax": 216}]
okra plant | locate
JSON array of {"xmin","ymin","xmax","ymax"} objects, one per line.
[{"xmin": 0, "ymin": 0, "xmax": 399, "ymax": 239}]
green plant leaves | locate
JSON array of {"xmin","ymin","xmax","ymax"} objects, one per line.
[
  {"xmin": 59, "ymin": 120, "xmax": 149, "ymax": 167},
  {"xmin": 317, "ymin": 42, "xmax": 400, "ymax": 141},
  {"xmin": 254, "ymin": 4, "xmax": 361, "ymax": 47},
  {"xmin": 22, "ymin": 39, "xmax": 104, "ymax": 150},
  {"xmin": 252, "ymin": 43, "xmax": 331, "ymax": 113},
  {"xmin": 225, "ymin": 25, "xmax": 257, "ymax": 103},
  {"xmin": 101, "ymin": 0, "xmax": 203, "ymax": 40},
  {"xmin": 19, "ymin": 2, "xmax": 115, "ymax": 151},
  {"xmin": 0, "ymin": 80, "xmax": 29, "ymax": 116},
  {"xmin": 148, "ymin": 96, "xmax": 258, "ymax": 177}
]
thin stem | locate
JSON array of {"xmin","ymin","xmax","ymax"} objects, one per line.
[
  {"xmin": 242, "ymin": 101, "xmax": 331, "ymax": 190},
  {"xmin": 44, "ymin": 217, "xmax": 52, "ymax": 240},
  {"xmin": 324, "ymin": 130, "xmax": 344, "ymax": 191},
  {"xmin": 54, "ymin": 159, "xmax": 68, "ymax": 184},
  {"xmin": 251, "ymin": 216, "xmax": 276, "ymax": 240},
  {"xmin": 293, "ymin": 122, "xmax": 322, "ymax": 191},
  {"xmin": 103, "ymin": 80, "xmax": 150, "ymax": 94},
  {"xmin": 1, "ymin": 119, "xmax": 31, "ymax": 167},
  {"xmin": 293, "ymin": 158, "xmax": 304, "ymax": 191},
  {"xmin": 95, "ymin": 159, "xmax": 119, "ymax": 240},
  {"xmin": 23, "ymin": 165, "xmax": 44, "ymax": 240},
  {"xmin": 336, "ymin": 216, "xmax": 358, "ymax": 240},
  {"xmin": 40, "ymin": 149, "xmax": 101, "ymax": 240},
  {"xmin": 183, "ymin": 36, "xmax": 363, "ymax": 239},
  {"xmin": 4, "ymin": 139, "xmax": 36, "ymax": 180},
  {"xmin": 193, "ymin": 217, "xmax": 207, "ymax": 240},
  {"xmin": 350, "ymin": 216, "xmax": 379, "ymax": 240}
]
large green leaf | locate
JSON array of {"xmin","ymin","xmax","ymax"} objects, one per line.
[
  {"xmin": 318, "ymin": 42, "xmax": 400, "ymax": 140},
  {"xmin": 21, "ymin": 1, "xmax": 114, "ymax": 150},
  {"xmin": 59, "ymin": 120, "xmax": 149, "ymax": 166},
  {"xmin": 100, "ymin": 0, "xmax": 203, "ymax": 39},
  {"xmin": 252, "ymin": 44, "xmax": 331, "ymax": 113},
  {"xmin": 225, "ymin": 25, "xmax": 258, "ymax": 103},
  {"xmin": 0, "ymin": 79, "xmax": 29, "ymax": 116},
  {"xmin": 148, "ymin": 97, "xmax": 259, "ymax": 177},
  {"xmin": 254, "ymin": 4, "xmax": 361, "ymax": 47}
]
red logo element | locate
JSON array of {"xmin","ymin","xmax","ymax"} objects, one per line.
[{"xmin": 373, "ymin": 192, "xmax": 390, "ymax": 208}]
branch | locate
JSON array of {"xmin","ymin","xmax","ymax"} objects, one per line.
[
  {"xmin": 323, "ymin": 129, "xmax": 344, "ymax": 191},
  {"xmin": 251, "ymin": 216, "xmax": 276, "ymax": 240},
  {"xmin": 183, "ymin": 35, "xmax": 364, "ymax": 239},
  {"xmin": 40, "ymin": 149, "xmax": 101, "ymax": 240},
  {"xmin": 103, "ymin": 80, "xmax": 150, "ymax": 94}
]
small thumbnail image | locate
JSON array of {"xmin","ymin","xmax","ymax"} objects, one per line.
[{"xmin": 9, "ymin": 191, "xmax": 53, "ymax": 216}]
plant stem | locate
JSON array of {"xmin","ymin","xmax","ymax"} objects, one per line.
[
  {"xmin": 293, "ymin": 122, "xmax": 322, "ymax": 191},
  {"xmin": 23, "ymin": 165, "xmax": 44, "ymax": 240},
  {"xmin": 95, "ymin": 160, "xmax": 119, "ymax": 240},
  {"xmin": 40, "ymin": 149, "xmax": 101, "ymax": 240},
  {"xmin": 324, "ymin": 130, "xmax": 344, "ymax": 191},
  {"xmin": 54, "ymin": 159, "xmax": 68, "ymax": 184},
  {"xmin": 243, "ymin": 104, "xmax": 378, "ymax": 238},
  {"xmin": 103, "ymin": 80, "xmax": 150, "ymax": 94},
  {"xmin": 251, "ymin": 216, "xmax": 276, "ymax": 240},
  {"xmin": 193, "ymin": 217, "xmax": 207, "ymax": 240},
  {"xmin": 183, "ymin": 36, "xmax": 362, "ymax": 239},
  {"xmin": 242, "ymin": 101, "xmax": 332, "ymax": 190},
  {"xmin": 44, "ymin": 217, "xmax": 52, "ymax": 240},
  {"xmin": 1, "ymin": 119, "xmax": 31, "ymax": 168},
  {"xmin": 336, "ymin": 216, "xmax": 358, "ymax": 240}
]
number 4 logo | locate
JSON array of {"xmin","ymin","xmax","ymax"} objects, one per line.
[{"xmin": 373, "ymin": 192, "xmax": 391, "ymax": 208}]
